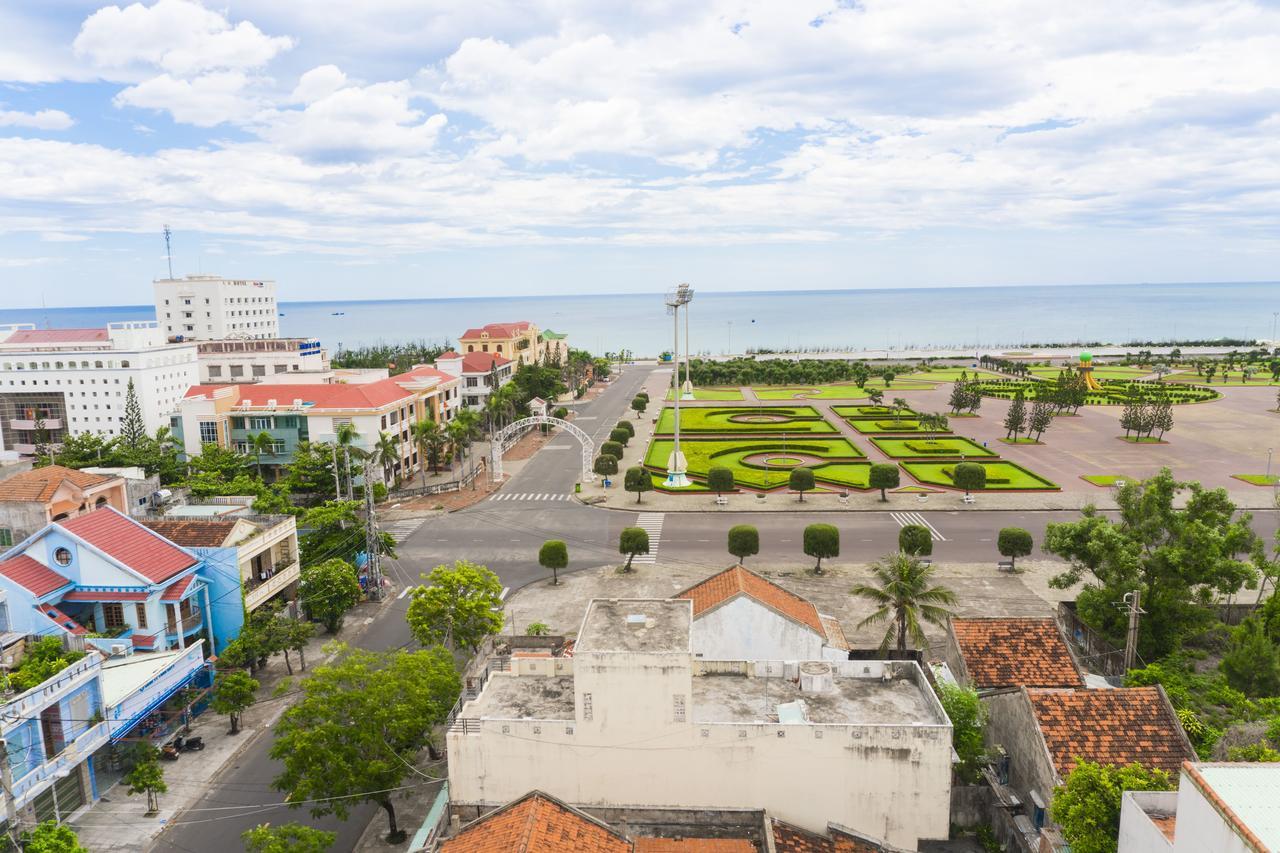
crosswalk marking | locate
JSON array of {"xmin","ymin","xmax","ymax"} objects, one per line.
[
  {"xmin": 488, "ymin": 493, "xmax": 574, "ymax": 503},
  {"xmin": 631, "ymin": 512, "xmax": 665, "ymax": 564},
  {"xmin": 889, "ymin": 511, "xmax": 947, "ymax": 542},
  {"xmin": 382, "ymin": 517, "xmax": 427, "ymax": 543}
]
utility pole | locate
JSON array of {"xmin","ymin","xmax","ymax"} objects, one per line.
[
  {"xmin": 163, "ymin": 225, "xmax": 174, "ymax": 279},
  {"xmin": 1121, "ymin": 589, "xmax": 1144, "ymax": 672},
  {"xmin": 364, "ymin": 458, "xmax": 383, "ymax": 600},
  {"xmin": 1, "ymin": 737, "xmax": 19, "ymax": 848}
]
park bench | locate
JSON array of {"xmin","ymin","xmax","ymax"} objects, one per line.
[
  {"xmin": 997, "ymin": 560, "xmax": 1015, "ymax": 573},
  {"xmin": 714, "ymin": 495, "xmax": 728, "ymax": 506},
  {"xmin": 962, "ymin": 494, "xmax": 976, "ymax": 504}
]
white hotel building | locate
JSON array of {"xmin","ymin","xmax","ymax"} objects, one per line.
[
  {"xmin": 153, "ymin": 275, "xmax": 279, "ymax": 341},
  {"xmin": 0, "ymin": 323, "xmax": 198, "ymax": 455}
]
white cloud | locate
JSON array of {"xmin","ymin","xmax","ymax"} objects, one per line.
[
  {"xmin": 113, "ymin": 71, "xmax": 266, "ymax": 126},
  {"xmin": 291, "ymin": 65, "xmax": 348, "ymax": 103},
  {"xmin": 0, "ymin": 108, "xmax": 74, "ymax": 130},
  {"xmin": 258, "ymin": 79, "xmax": 446, "ymax": 157},
  {"xmin": 74, "ymin": 0, "xmax": 293, "ymax": 75}
]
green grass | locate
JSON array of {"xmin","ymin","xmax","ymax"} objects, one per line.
[
  {"xmin": 1166, "ymin": 374, "xmax": 1280, "ymax": 387},
  {"xmin": 1231, "ymin": 474, "xmax": 1280, "ymax": 486},
  {"xmin": 663, "ymin": 387, "xmax": 746, "ymax": 401},
  {"xmin": 752, "ymin": 379, "xmax": 933, "ymax": 400},
  {"xmin": 654, "ymin": 406, "xmax": 836, "ymax": 434},
  {"xmin": 902, "ymin": 461, "xmax": 1059, "ymax": 491},
  {"xmin": 848, "ymin": 419, "xmax": 953, "ymax": 435},
  {"xmin": 1027, "ymin": 364, "xmax": 1149, "ymax": 381},
  {"xmin": 644, "ymin": 437, "xmax": 871, "ymax": 490},
  {"xmin": 973, "ymin": 378, "xmax": 1219, "ymax": 406},
  {"xmin": 1081, "ymin": 474, "xmax": 1131, "ymax": 486},
  {"xmin": 870, "ymin": 436, "xmax": 997, "ymax": 459},
  {"xmin": 999, "ymin": 437, "xmax": 1042, "ymax": 444},
  {"xmin": 648, "ymin": 472, "xmax": 710, "ymax": 492},
  {"xmin": 831, "ymin": 405, "xmax": 920, "ymax": 420},
  {"xmin": 907, "ymin": 367, "xmax": 996, "ymax": 381},
  {"xmin": 1118, "ymin": 436, "xmax": 1167, "ymax": 444}
]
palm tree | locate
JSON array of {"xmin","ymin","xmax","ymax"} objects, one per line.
[
  {"xmin": 371, "ymin": 431, "xmax": 400, "ymax": 487},
  {"xmin": 891, "ymin": 397, "xmax": 909, "ymax": 423},
  {"xmin": 412, "ymin": 419, "xmax": 445, "ymax": 485},
  {"xmin": 250, "ymin": 430, "xmax": 275, "ymax": 479},
  {"xmin": 334, "ymin": 422, "xmax": 364, "ymax": 500},
  {"xmin": 851, "ymin": 552, "xmax": 957, "ymax": 653}
]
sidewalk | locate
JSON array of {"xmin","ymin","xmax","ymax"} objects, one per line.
[{"xmin": 69, "ymin": 602, "xmax": 387, "ymax": 852}]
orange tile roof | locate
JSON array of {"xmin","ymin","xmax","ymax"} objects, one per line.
[
  {"xmin": 440, "ymin": 791, "xmax": 632, "ymax": 853},
  {"xmin": 140, "ymin": 519, "xmax": 238, "ymax": 548},
  {"xmin": 184, "ymin": 365, "xmax": 454, "ymax": 411},
  {"xmin": 0, "ymin": 465, "xmax": 114, "ymax": 504},
  {"xmin": 1027, "ymin": 686, "xmax": 1194, "ymax": 778},
  {"xmin": 633, "ymin": 840, "xmax": 755, "ymax": 852},
  {"xmin": 61, "ymin": 507, "xmax": 197, "ymax": 583},
  {"xmin": 951, "ymin": 617, "xmax": 1084, "ymax": 689},
  {"xmin": 676, "ymin": 566, "xmax": 824, "ymax": 635},
  {"xmin": 460, "ymin": 321, "xmax": 533, "ymax": 339},
  {"xmin": 461, "ymin": 351, "xmax": 512, "ymax": 373},
  {"xmin": 769, "ymin": 820, "xmax": 895, "ymax": 853}
]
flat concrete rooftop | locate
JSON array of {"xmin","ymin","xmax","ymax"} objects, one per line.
[
  {"xmin": 691, "ymin": 672, "xmax": 942, "ymax": 725},
  {"xmin": 470, "ymin": 675, "xmax": 576, "ymax": 720},
  {"xmin": 576, "ymin": 599, "xmax": 691, "ymax": 653}
]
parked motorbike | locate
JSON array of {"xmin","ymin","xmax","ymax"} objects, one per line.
[
  {"xmin": 160, "ymin": 743, "xmax": 181, "ymax": 761},
  {"xmin": 173, "ymin": 735, "xmax": 205, "ymax": 752}
]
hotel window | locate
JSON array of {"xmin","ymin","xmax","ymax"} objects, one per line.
[
  {"xmin": 198, "ymin": 420, "xmax": 218, "ymax": 444},
  {"xmin": 249, "ymin": 417, "xmax": 272, "ymax": 430}
]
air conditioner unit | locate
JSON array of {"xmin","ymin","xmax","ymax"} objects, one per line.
[{"xmin": 110, "ymin": 643, "xmax": 127, "ymax": 656}]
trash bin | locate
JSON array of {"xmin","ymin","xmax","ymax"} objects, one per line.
[{"xmin": 603, "ymin": 478, "xmax": 612, "ymax": 488}]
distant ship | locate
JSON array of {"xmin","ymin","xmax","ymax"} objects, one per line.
[{"xmin": 331, "ymin": 311, "xmax": 345, "ymax": 316}]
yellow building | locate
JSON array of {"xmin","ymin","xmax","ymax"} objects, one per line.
[{"xmin": 458, "ymin": 322, "xmax": 569, "ymax": 367}]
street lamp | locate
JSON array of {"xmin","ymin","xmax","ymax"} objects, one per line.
[
  {"xmin": 664, "ymin": 284, "xmax": 693, "ymax": 488},
  {"xmin": 681, "ymin": 285, "xmax": 695, "ymax": 401}
]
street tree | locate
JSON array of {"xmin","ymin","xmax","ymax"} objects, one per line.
[
  {"xmin": 614, "ymin": 420, "xmax": 635, "ymax": 438},
  {"xmin": 869, "ymin": 463, "xmax": 899, "ymax": 501},
  {"xmin": 1044, "ymin": 469, "xmax": 1257, "ymax": 659},
  {"xmin": 706, "ymin": 465, "xmax": 735, "ymax": 497},
  {"xmin": 406, "ymin": 560, "xmax": 504, "ymax": 651},
  {"xmin": 852, "ymin": 552, "xmax": 956, "ymax": 652},
  {"xmin": 609, "ymin": 427, "xmax": 630, "ymax": 447},
  {"xmin": 211, "ymin": 670, "xmax": 259, "ymax": 734},
  {"xmin": 619, "ymin": 527, "xmax": 649, "ymax": 572},
  {"xmin": 997, "ymin": 527, "xmax": 1034, "ymax": 571},
  {"xmin": 1028, "ymin": 401, "xmax": 1053, "ymax": 442},
  {"xmin": 882, "ymin": 370, "xmax": 896, "ymax": 387},
  {"xmin": 803, "ymin": 523, "xmax": 839, "ymax": 574},
  {"xmin": 631, "ymin": 396, "xmax": 647, "ymax": 418},
  {"xmin": 299, "ymin": 501, "xmax": 395, "ymax": 567},
  {"xmin": 891, "ymin": 397, "xmax": 909, "ymax": 422},
  {"xmin": 1051, "ymin": 760, "xmax": 1172, "ymax": 853},
  {"xmin": 867, "ymin": 388, "xmax": 885, "ymax": 407},
  {"xmin": 1003, "ymin": 390, "xmax": 1027, "ymax": 439},
  {"xmin": 243, "ymin": 822, "xmax": 336, "ymax": 853},
  {"xmin": 728, "ymin": 525, "xmax": 759, "ymax": 564},
  {"xmin": 300, "ymin": 558, "xmax": 363, "ymax": 633},
  {"xmin": 593, "ymin": 454, "xmax": 619, "ymax": 477},
  {"xmin": 539, "ymin": 540, "xmax": 569, "ymax": 585},
  {"xmin": 898, "ymin": 524, "xmax": 932, "ymax": 557},
  {"xmin": 948, "ymin": 377, "xmax": 969, "ymax": 415},
  {"xmin": 21, "ymin": 821, "xmax": 88, "ymax": 853},
  {"xmin": 624, "ymin": 466, "xmax": 653, "ymax": 503},
  {"xmin": 953, "ymin": 462, "xmax": 986, "ymax": 496},
  {"xmin": 270, "ymin": 645, "xmax": 460, "ymax": 843},
  {"xmin": 282, "ymin": 441, "xmax": 338, "ymax": 502},
  {"xmin": 789, "ymin": 467, "xmax": 815, "ymax": 502},
  {"xmin": 600, "ymin": 440, "xmax": 625, "ymax": 460},
  {"xmin": 284, "ymin": 619, "xmax": 317, "ymax": 672},
  {"xmin": 125, "ymin": 744, "xmax": 168, "ymax": 814}
]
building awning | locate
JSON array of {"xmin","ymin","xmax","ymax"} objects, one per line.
[
  {"xmin": 62, "ymin": 590, "xmax": 150, "ymax": 602},
  {"xmin": 102, "ymin": 642, "xmax": 208, "ymax": 742}
]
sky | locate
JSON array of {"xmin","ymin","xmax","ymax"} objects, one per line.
[{"xmin": 1, "ymin": 0, "xmax": 1279, "ymax": 307}]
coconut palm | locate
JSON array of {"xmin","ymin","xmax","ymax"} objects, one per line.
[
  {"xmin": 334, "ymin": 422, "xmax": 365, "ymax": 499},
  {"xmin": 412, "ymin": 419, "xmax": 446, "ymax": 485},
  {"xmin": 851, "ymin": 552, "xmax": 957, "ymax": 653},
  {"xmin": 371, "ymin": 431, "xmax": 400, "ymax": 486},
  {"xmin": 250, "ymin": 430, "xmax": 276, "ymax": 479}
]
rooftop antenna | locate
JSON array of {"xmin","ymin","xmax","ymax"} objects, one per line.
[{"xmin": 163, "ymin": 225, "xmax": 174, "ymax": 279}]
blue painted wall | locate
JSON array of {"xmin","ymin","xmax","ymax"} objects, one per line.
[{"xmin": 193, "ymin": 545, "xmax": 243, "ymax": 654}]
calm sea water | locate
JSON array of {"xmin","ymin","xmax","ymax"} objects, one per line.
[{"xmin": 3, "ymin": 282, "xmax": 1275, "ymax": 357}]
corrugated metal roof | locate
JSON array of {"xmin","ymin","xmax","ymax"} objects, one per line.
[{"xmin": 1190, "ymin": 763, "xmax": 1280, "ymax": 849}]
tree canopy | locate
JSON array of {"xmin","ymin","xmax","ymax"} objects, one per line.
[
  {"xmin": 852, "ymin": 552, "xmax": 955, "ymax": 652},
  {"xmin": 242, "ymin": 822, "xmax": 336, "ymax": 853},
  {"xmin": 299, "ymin": 558, "xmax": 364, "ymax": 633},
  {"xmin": 406, "ymin": 560, "xmax": 504, "ymax": 650},
  {"xmin": 1051, "ymin": 760, "xmax": 1173, "ymax": 853}
]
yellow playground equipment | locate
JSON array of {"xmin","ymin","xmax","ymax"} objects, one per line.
[{"xmin": 1078, "ymin": 351, "xmax": 1103, "ymax": 391}]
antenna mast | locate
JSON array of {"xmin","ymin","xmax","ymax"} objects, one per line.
[{"xmin": 163, "ymin": 225, "xmax": 174, "ymax": 279}]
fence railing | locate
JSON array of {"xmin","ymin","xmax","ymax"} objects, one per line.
[
  {"xmin": 445, "ymin": 655, "xmax": 510, "ymax": 727},
  {"xmin": 392, "ymin": 463, "xmax": 485, "ymax": 498},
  {"xmin": 1056, "ymin": 601, "xmax": 1131, "ymax": 678}
]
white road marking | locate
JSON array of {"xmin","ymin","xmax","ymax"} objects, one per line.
[
  {"xmin": 889, "ymin": 511, "xmax": 947, "ymax": 541},
  {"xmin": 397, "ymin": 586, "xmax": 413, "ymax": 600},
  {"xmin": 631, "ymin": 512, "xmax": 665, "ymax": 564}
]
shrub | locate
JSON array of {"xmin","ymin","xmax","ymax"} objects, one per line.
[
  {"xmin": 614, "ymin": 420, "xmax": 635, "ymax": 438},
  {"xmin": 997, "ymin": 527, "xmax": 1034, "ymax": 570},
  {"xmin": 619, "ymin": 527, "xmax": 649, "ymax": 571},
  {"xmin": 631, "ymin": 396, "xmax": 647, "ymax": 417},
  {"xmin": 601, "ymin": 440, "xmax": 625, "ymax": 460},
  {"xmin": 789, "ymin": 467, "xmax": 816, "ymax": 501},
  {"xmin": 593, "ymin": 454, "xmax": 619, "ymax": 476},
  {"xmin": 1051, "ymin": 760, "xmax": 1173, "ymax": 853},
  {"xmin": 8, "ymin": 637, "xmax": 87, "ymax": 693},
  {"xmin": 707, "ymin": 465, "xmax": 735, "ymax": 496},
  {"xmin": 936, "ymin": 682, "xmax": 986, "ymax": 783},
  {"xmin": 953, "ymin": 462, "xmax": 987, "ymax": 495},
  {"xmin": 1221, "ymin": 618, "xmax": 1280, "ymax": 697},
  {"xmin": 728, "ymin": 525, "xmax": 759, "ymax": 564},
  {"xmin": 869, "ymin": 463, "xmax": 899, "ymax": 501},
  {"xmin": 553, "ymin": 406, "xmax": 569, "ymax": 420},
  {"xmin": 898, "ymin": 524, "xmax": 933, "ymax": 557},
  {"xmin": 624, "ymin": 466, "xmax": 653, "ymax": 503},
  {"xmin": 803, "ymin": 523, "xmax": 839, "ymax": 573},
  {"xmin": 609, "ymin": 428, "xmax": 630, "ymax": 446}
]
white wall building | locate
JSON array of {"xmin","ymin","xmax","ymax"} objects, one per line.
[
  {"xmin": 196, "ymin": 338, "xmax": 330, "ymax": 384},
  {"xmin": 1120, "ymin": 762, "xmax": 1279, "ymax": 853},
  {"xmin": 0, "ymin": 323, "xmax": 198, "ymax": 455},
  {"xmin": 153, "ymin": 275, "xmax": 279, "ymax": 341},
  {"xmin": 447, "ymin": 598, "xmax": 951, "ymax": 851},
  {"xmin": 434, "ymin": 350, "xmax": 514, "ymax": 410}
]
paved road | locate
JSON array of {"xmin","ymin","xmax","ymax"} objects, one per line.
[{"xmin": 153, "ymin": 363, "xmax": 1279, "ymax": 851}]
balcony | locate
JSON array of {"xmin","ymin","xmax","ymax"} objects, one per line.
[
  {"xmin": 11, "ymin": 417, "xmax": 62, "ymax": 431},
  {"xmin": 2, "ymin": 653, "xmax": 102, "ymax": 723},
  {"xmin": 166, "ymin": 610, "xmax": 205, "ymax": 638},
  {"xmin": 245, "ymin": 560, "xmax": 299, "ymax": 611},
  {"xmin": 9, "ymin": 721, "xmax": 110, "ymax": 811}
]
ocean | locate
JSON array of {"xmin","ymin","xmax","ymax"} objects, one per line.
[{"xmin": 1, "ymin": 282, "xmax": 1275, "ymax": 357}]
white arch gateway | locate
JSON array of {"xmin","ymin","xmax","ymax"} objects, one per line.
[{"xmin": 489, "ymin": 416, "xmax": 596, "ymax": 483}]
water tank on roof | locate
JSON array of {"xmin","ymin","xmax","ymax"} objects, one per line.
[{"xmin": 799, "ymin": 661, "xmax": 835, "ymax": 694}]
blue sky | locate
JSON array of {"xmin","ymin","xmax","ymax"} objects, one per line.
[{"xmin": 1, "ymin": 0, "xmax": 1279, "ymax": 307}]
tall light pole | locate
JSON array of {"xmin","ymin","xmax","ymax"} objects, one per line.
[
  {"xmin": 665, "ymin": 285, "xmax": 692, "ymax": 487},
  {"xmin": 727, "ymin": 320, "xmax": 733, "ymax": 356},
  {"xmin": 682, "ymin": 288, "xmax": 694, "ymax": 400}
]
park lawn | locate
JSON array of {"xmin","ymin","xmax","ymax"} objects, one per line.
[
  {"xmin": 752, "ymin": 379, "xmax": 933, "ymax": 400},
  {"xmin": 1118, "ymin": 436, "xmax": 1168, "ymax": 444},
  {"xmin": 1027, "ymin": 364, "xmax": 1149, "ymax": 381},
  {"xmin": 906, "ymin": 367, "xmax": 996, "ymax": 381},
  {"xmin": 663, "ymin": 387, "xmax": 746, "ymax": 401},
  {"xmin": 974, "ymin": 378, "xmax": 1219, "ymax": 406},
  {"xmin": 1081, "ymin": 474, "xmax": 1131, "ymax": 486},
  {"xmin": 1231, "ymin": 474, "xmax": 1280, "ymax": 486},
  {"xmin": 902, "ymin": 460, "xmax": 1059, "ymax": 491},
  {"xmin": 655, "ymin": 405, "xmax": 836, "ymax": 434},
  {"xmin": 648, "ymin": 472, "xmax": 710, "ymax": 492},
  {"xmin": 848, "ymin": 419, "xmax": 952, "ymax": 435},
  {"xmin": 1165, "ymin": 373, "xmax": 1280, "ymax": 387},
  {"xmin": 1000, "ymin": 437, "xmax": 1042, "ymax": 444},
  {"xmin": 870, "ymin": 436, "xmax": 997, "ymax": 459},
  {"xmin": 644, "ymin": 437, "xmax": 870, "ymax": 491},
  {"xmin": 831, "ymin": 405, "xmax": 921, "ymax": 420}
]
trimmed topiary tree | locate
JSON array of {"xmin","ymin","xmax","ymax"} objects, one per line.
[
  {"xmin": 614, "ymin": 420, "xmax": 635, "ymax": 438},
  {"xmin": 869, "ymin": 463, "xmax": 900, "ymax": 502},
  {"xmin": 609, "ymin": 427, "xmax": 630, "ymax": 446},
  {"xmin": 624, "ymin": 466, "xmax": 652, "ymax": 503},
  {"xmin": 803, "ymin": 523, "xmax": 839, "ymax": 574},
  {"xmin": 727, "ymin": 525, "xmax": 759, "ymax": 565},
  {"xmin": 539, "ymin": 539, "xmax": 568, "ymax": 585},
  {"xmin": 601, "ymin": 440, "xmax": 625, "ymax": 460},
  {"xmin": 619, "ymin": 527, "xmax": 649, "ymax": 572},
  {"xmin": 593, "ymin": 454, "xmax": 618, "ymax": 477},
  {"xmin": 707, "ymin": 465, "xmax": 735, "ymax": 497},
  {"xmin": 997, "ymin": 527, "xmax": 1033, "ymax": 571},
  {"xmin": 789, "ymin": 466, "xmax": 816, "ymax": 502},
  {"xmin": 898, "ymin": 524, "xmax": 933, "ymax": 557},
  {"xmin": 631, "ymin": 396, "xmax": 647, "ymax": 418},
  {"xmin": 953, "ymin": 462, "xmax": 986, "ymax": 496}
]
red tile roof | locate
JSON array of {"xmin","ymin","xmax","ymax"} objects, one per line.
[
  {"xmin": 438, "ymin": 350, "xmax": 461, "ymax": 359},
  {"xmin": 769, "ymin": 820, "xmax": 896, "ymax": 853},
  {"xmin": 161, "ymin": 574, "xmax": 196, "ymax": 601},
  {"xmin": 0, "ymin": 465, "xmax": 115, "ymax": 503},
  {"xmin": 3, "ymin": 328, "xmax": 109, "ymax": 344},
  {"xmin": 676, "ymin": 566, "xmax": 825, "ymax": 635},
  {"xmin": 0, "ymin": 554, "xmax": 71, "ymax": 597},
  {"xmin": 461, "ymin": 351, "xmax": 512, "ymax": 373},
  {"xmin": 440, "ymin": 791, "xmax": 631, "ymax": 852},
  {"xmin": 1027, "ymin": 686, "xmax": 1195, "ymax": 778},
  {"xmin": 62, "ymin": 590, "xmax": 149, "ymax": 602},
  {"xmin": 140, "ymin": 519, "xmax": 238, "ymax": 548},
  {"xmin": 633, "ymin": 840, "xmax": 756, "ymax": 852},
  {"xmin": 184, "ymin": 365, "xmax": 455, "ymax": 411},
  {"xmin": 950, "ymin": 617, "xmax": 1084, "ymax": 689},
  {"xmin": 460, "ymin": 321, "xmax": 534, "ymax": 339},
  {"xmin": 61, "ymin": 507, "xmax": 196, "ymax": 583}
]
